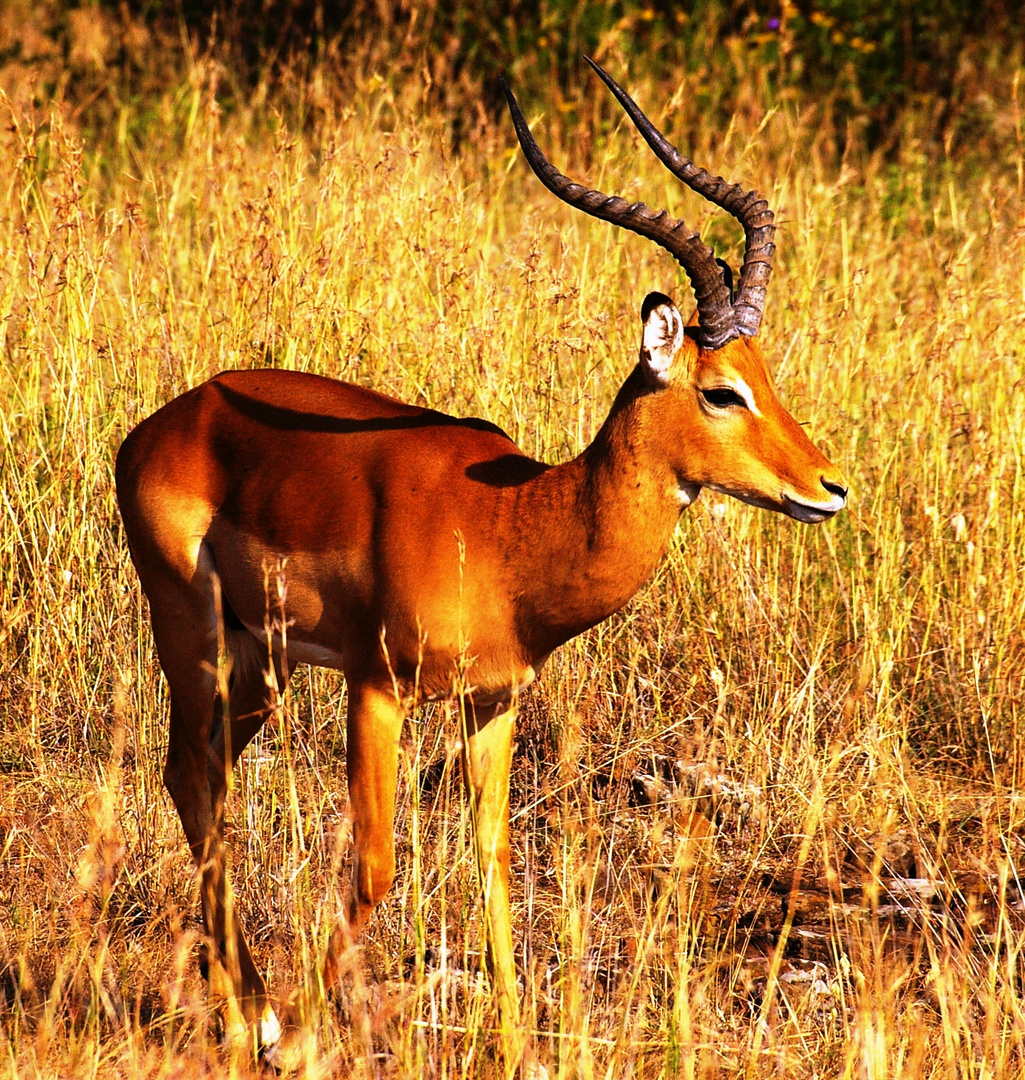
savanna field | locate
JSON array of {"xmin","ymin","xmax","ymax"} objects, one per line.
[{"xmin": 2, "ymin": 3, "xmax": 1025, "ymax": 1076}]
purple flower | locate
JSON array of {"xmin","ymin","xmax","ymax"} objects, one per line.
[{"xmin": 768, "ymin": 17, "xmax": 780, "ymax": 30}]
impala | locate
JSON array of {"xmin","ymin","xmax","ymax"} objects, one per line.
[{"xmin": 115, "ymin": 59, "xmax": 847, "ymax": 1068}]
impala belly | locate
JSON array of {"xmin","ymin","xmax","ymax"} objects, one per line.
[
  {"xmin": 236, "ymin": 604, "xmax": 538, "ymax": 703},
  {"xmin": 240, "ymin": 619, "xmax": 347, "ymax": 669},
  {"xmin": 209, "ymin": 508, "xmax": 537, "ymax": 701}
]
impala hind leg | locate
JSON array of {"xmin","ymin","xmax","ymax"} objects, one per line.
[
  {"xmin": 462, "ymin": 701, "xmax": 525, "ymax": 1071},
  {"xmin": 207, "ymin": 632, "xmax": 297, "ymax": 1051},
  {"xmin": 323, "ymin": 681, "xmax": 406, "ymax": 989},
  {"xmin": 153, "ymin": 597, "xmax": 288, "ymax": 1052}
]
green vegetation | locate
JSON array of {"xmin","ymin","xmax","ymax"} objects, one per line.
[{"xmin": 2, "ymin": 3, "xmax": 1025, "ymax": 1077}]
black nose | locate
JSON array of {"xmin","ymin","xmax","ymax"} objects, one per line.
[{"xmin": 822, "ymin": 478, "xmax": 848, "ymax": 500}]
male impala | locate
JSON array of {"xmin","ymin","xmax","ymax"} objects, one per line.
[{"xmin": 116, "ymin": 60, "xmax": 846, "ymax": 1067}]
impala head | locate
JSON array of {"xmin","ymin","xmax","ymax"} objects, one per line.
[
  {"xmin": 639, "ymin": 293, "xmax": 847, "ymax": 522},
  {"xmin": 502, "ymin": 58, "xmax": 848, "ymax": 524}
]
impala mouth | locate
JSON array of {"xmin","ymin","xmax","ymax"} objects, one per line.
[
  {"xmin": 705, "ymin": 484, "xmax": 846, "ymax": 522},
  {"xmin": 781, "ymin": 491, "xmax": 846, "ymax": 524}
]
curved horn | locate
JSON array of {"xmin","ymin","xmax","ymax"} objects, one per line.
[
  {"xmin": 584, "ymin": 57, "xmax": 776, "ymax": 339},
  {"xmin": 501, "ymin": 78, "xmax": 736, "ymax": 350}
]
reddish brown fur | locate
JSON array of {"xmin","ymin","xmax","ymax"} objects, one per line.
[{"xmin": 115, "ymin": 309, "xmax": 846, "ymax": 1065}]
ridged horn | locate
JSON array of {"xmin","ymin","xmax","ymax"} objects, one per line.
[
  {"xmin": 501, "ymin": 77, "xmax": 736, "ymax": 350},
  {"xmin": 584, "ymin": 57, "xmax": 776, "ymax": 338}
]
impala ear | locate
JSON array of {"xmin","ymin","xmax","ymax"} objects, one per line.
[{"xmin": 639, "ymin": 292, "xmax": 684, "ymax": 388}]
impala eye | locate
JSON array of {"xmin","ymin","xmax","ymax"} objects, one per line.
[{"xmin": 701, "ymin": 387, "xmax": 747, "ymax": 409}]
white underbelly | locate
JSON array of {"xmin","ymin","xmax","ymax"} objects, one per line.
[{"xmin": 242, "ymin": 621, "xmax": 346, "ymax": 669}]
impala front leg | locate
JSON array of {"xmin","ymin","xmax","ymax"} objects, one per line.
[
  {"xmin": 463, "ymin": 699, "xmax": 524, "ymax": 1069},
  {"xmin": 324, "ymin": 680, "xmax": 406, "ymax": 989}
]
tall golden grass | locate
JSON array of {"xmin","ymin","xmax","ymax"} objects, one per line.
[{"xmin": 2, "ymin": 43, "xmax": 1025, "ymax": 1080}]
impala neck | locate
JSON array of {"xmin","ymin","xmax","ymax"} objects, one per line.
[{"xmin": 513, "ymin": 366, "xmax": 687, "ymax": 654}]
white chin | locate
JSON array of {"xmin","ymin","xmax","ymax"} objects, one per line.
[
  {"xmin": 708, "ymin": 486, "xmax": 843, "ymax": 523},
  {"xmin": 782, "ymin": 494, "xmax": 841, "ymax": 523},
  {"xmin": 786, "ymin": 503, "xmax": 832, "ymax": 524}
]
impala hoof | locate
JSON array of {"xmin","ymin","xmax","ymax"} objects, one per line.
[
  {"xmin": 525, "ymin": 1060, "xmax": 550, "ymax": 1080},
  {"xmin": 259, "ymin": 1022, "xmax": 307, "ymax": 1075}
]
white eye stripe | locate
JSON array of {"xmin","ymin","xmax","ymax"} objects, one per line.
[{"xmin": 732, "ymin": 377, "xmax": 762, "ymax": 417}]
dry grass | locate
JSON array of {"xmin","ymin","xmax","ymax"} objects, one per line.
[{"xmin": 2, "ymin": 45, "xmax": 1025, "ymax": 1080}]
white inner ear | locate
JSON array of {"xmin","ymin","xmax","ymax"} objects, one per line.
[{"xmin": 640, "ymin": 301, "xmax": 684, "ymax": 387}]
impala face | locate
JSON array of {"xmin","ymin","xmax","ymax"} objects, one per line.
[
  {"xmin": 684, "ymin": 333, "xmax": 847, "ymax": 522},
  {"xmin": 636, "ymin": 293, "xmax": 848, "ymax": 525}
]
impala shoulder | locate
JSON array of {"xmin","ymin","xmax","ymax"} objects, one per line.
[{"xmin": 464, "ymin": 452, "xmax": 549, "ymax": 488}]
